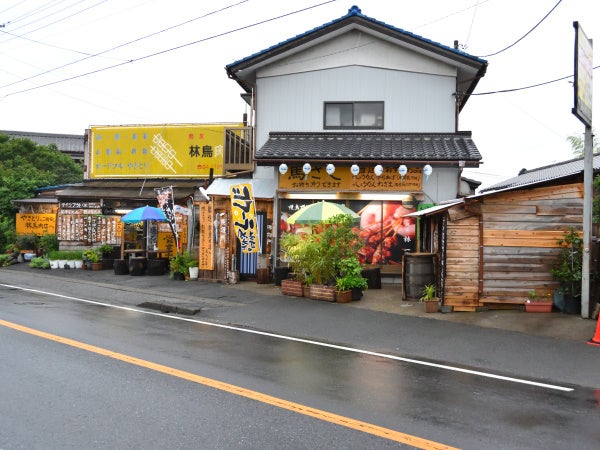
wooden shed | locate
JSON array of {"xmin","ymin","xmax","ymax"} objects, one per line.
[{"xmin": 411, "ymin": 155, "xmax": 599, "ymax": 314}]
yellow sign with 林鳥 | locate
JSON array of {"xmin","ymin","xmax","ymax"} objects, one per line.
[
  {"xmin": 230, "ymin": 183, "xmax": 259, "ymax": 254},
  {"xmin": 89, "ymin": 124, "xmax": 243, "ymax": 178}
]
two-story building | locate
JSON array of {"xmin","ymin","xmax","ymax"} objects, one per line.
[{"xmin": 206, "ymin": 6, "xmax": 487, "ymax": 282}]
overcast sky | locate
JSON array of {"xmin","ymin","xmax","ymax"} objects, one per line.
[{"xmin": 0, "ymin": 0, "xmax": 598, "ymax": 189}]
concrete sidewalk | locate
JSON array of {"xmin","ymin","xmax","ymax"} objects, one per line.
[{"xmin": 2, "ymin": 262, "xmax": 600, "ymax": 388}]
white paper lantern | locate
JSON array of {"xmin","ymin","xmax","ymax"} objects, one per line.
[
  {"xmin": 374, "ymin": 164, "xmax": 383, "ymax": 177},
  {"xmin": 278, "ymin": 163, "xmax": 288, "ymax": 175},
  {"xmin": 302, "ymin": 163, "xmax": 312, "ymax": 175},
  {"xmin": 326, "ymin": 163, "xmax": 335, "ymax": 175},
  {"xmin": 398, "ymin": 164, "xmax": 407, "ymax": 177},
  {"xmin": 423, "ymin": 164, "xmax": 433, "ymax": 182},
  {"xmin": 350, "ymin": 164, "xmax": 360, "ymax": 176}
]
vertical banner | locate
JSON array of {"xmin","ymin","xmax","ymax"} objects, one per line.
[
  {"xmin": 155, "ymin": 186, "xmax": 179, "ymax": 251},
  {"xmin": 230, "ymin": 183, "xmax": 259, "ymax": 253},
  {"xmin": 199, "ymin": 202, "xmax": 214, "ymax": 270}
]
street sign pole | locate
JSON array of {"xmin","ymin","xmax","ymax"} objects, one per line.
[{"xmin": 572, "ymin": 22, "xmax": 593, "ymax": 319}]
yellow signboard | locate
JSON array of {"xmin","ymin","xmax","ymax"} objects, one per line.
[
  {"xmin": 199, "ymin": 202, "xmax": 214, "ymax": 270},
  {"xmin": 16, "ymin": 213, "xmax": 56, "ymax": 236},
  {"xmin": 278, "ymin": 165, "xmax": 422, "ymax": 191},
  {"xmin": 89, "ymin": 124, "xmax": 243, "ymax": 178},
  {"xmin": 230, "ymin": 183, "xmax": 259, "ymax": 254}
]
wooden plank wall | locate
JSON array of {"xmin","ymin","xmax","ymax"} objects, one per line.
[
  {"xmin": 444, "ymin": 214, "xmax": 481, "ymax": 311},
  {"xmin": 480, "ymin": 183, "xmax": 583, "ymax": 304}
]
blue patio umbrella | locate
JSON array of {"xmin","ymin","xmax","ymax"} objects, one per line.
[{"xmin": 120, "ymin": 205, "xmax": 167, "ymax": 223}]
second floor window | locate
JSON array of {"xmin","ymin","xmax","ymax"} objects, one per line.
[{"xmin": 324, "ymin": 102, "xmax": 384, "ymax": 129}]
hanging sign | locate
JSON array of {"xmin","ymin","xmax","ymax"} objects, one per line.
[{"xmin": 230, "ymin": 183, "xmax": 259, "ymax": 254}]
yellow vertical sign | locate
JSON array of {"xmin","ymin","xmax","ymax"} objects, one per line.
[
  {"xmin": 230, "ymin": 183, "xmax": 259, "ymax": 254},
  {"xmin": 199, "ymin": 202, "xmax": 214, "ymax": 270}
]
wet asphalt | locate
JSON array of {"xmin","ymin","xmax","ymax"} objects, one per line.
[{"xmin": 1, "ymin": 262, "xmax": 600, "ymax": 389}]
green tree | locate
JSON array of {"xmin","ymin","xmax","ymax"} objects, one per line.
[
  {"xmin": 567, "ymin": 130, "xmax": 599, "ymax": 157},
  {"xmin": 0, "ymin": 134, "xmax": 83, "ymax": 250}
]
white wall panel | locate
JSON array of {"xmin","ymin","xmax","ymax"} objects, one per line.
[{"xmin": 256, "ymin": 66, "xmax": 455, "ymax": 148}]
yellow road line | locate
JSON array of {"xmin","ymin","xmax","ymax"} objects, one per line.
[{"xmin": 0, "ymin": 319, "xmax": 459, "ymax": 450}]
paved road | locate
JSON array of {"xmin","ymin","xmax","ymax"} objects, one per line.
[{"xmin": 2, "ymin": 275, "xmax": 600, "ymax": 449}]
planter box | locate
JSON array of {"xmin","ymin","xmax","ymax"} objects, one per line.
[
  {"xmin": 525, "ymin": 301, "xmax": 553, "ymax": 313},
  {"xmin": 336, "ymin": 290, "xmax": 352, "ymax": 303},
  {"xmin": 424, "ymin": 299, "xmax": 438, "ymax": 313},
  {"xmin": 309, "ymin": 284, "xmax": 336, "ymax": 302},
  {"xmin": 281, "ymin": 279, "xmax": 303, "ymax": 297}
]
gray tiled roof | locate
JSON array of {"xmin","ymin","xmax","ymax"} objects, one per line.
[
  {"xmin": 256, "ymin": 132, "xmax": 481, "ymax": 166},
  {"xmin": 480, "ymin": 154, "xmax": 600, "ymax": 193}
]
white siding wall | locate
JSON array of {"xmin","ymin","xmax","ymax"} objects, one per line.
[{"xmin": 255, "ymin": 66, "xmax": 455, "ymax": 149}]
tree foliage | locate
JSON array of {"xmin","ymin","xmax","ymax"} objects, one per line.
[
  {"xmin": 0, "ymin": 134, "xmax": 83, "ymax": 250},
  {"xmin": 567, "ymin": 130, "xmax": 599, "ymax": 158}
]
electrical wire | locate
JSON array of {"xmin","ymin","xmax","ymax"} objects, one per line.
[
  {"xmin": 477, "ymin": 0, "xmax": 563, "ymax": 58},
  {"xmin": 472, "ymin": 65, "xmax": 599, "ymax": 96},
  {"xmin": 0, "ymin": 0, "xmax": 340, "ymax": 98},
  {"xmin": 0, "ymin": 0, "xmax": 250, "ymax": 90}
]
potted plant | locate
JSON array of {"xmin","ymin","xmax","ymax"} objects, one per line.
[
  {"xmin": 419, "ymin": 283, "xmax": 439, "ymax": 313},
  {"xmin": 524, "ymin": 289, "xmax": 553, "ymax": 313},
  {"xmin": 279, "ymin": 232, "xmax": 309, "ymax": 297},
  {"xmin": 185, "ymin": 251, "xmax": 199, "ymax": 280},
  {"xmin": 97, "ymin": 243, "xmax": 115, "ymax": 269},
  {"xmin": 83, "ymin": 248, "xmax": 102, "ymax": 270},
  {"xmin": 169, "ymin": 253, "xmax": 186, "ymax": 280},
  {"xmin": 550, "ymin": 227, "xmax": 582, "ymax": 314},
  {"xmin": 335, "ymin": 257, "xmax": 368, "ymax": 301}
]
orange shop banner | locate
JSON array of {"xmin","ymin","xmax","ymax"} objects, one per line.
[
  {"xmin": 16, "ymin": 213, "xmax": 56, "ymax": 236},
  {"xmin": 278, "ymin": 165, "xmax": 422, "ymax": 191},
  {"xmin": 89, "ymin": 124, "xmax": 243, "ymax": 179}
]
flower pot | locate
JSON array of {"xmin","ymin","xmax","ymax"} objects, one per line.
[
  {"xmin": 525, "ymin": 300, "xmax": 553, "ymax": 313},
  {"xmin": 563, "ymin": 295, "xmax": 581, "ymax": 315},
  {"xmin": 189, "ymin": 266, "xmax": 199, "ymax": 280},
  {"xmin": 351, "ymin": 288, "xmax": 363, "ymax": 301},
  {"xmin": 91, "ymin": 261, "xmax": 103, "ymax": 271},
  {"xmin": 336, "ymin": 290, "xmax": 352, "ymax": 303},
  {"xmin": 424, "ymin": 299, "xmax": 438, "ymax": 313}
]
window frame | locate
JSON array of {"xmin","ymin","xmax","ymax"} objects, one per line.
[{"xmin": 323, "ymin": 101, "xmax": 384, "ymax": 130}]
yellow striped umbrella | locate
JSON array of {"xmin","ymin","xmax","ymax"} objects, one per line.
[{"xmin": 286, "ymin": 201, "xmax": 359, "ymax": 225}]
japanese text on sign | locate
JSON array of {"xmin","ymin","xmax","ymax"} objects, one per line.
[{"xmin": 230, "ymin": 183, "xmax": 259, "ymax": 254}]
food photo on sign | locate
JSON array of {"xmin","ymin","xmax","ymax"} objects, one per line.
[{"xmin": 279, "ymin": 199, "xmax": 417, "ymax": 266}]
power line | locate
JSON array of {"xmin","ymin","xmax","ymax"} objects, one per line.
[
  {"xmin": 0, "ymin": 0, "xmax": 340, "ymax": 98},
  {"xmin": 0, "ymin": 0, "xmax": 250, "ymax": 90},
  {"xmin": 477, "ymin": 0, "xmax": 563, "ymax": 58},
  {"xmin": 472, "ymin": 65, "xmax": 599, "ymax": 96}
]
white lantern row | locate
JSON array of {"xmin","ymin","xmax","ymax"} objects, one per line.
[{"xmin": 278, "ymin": 163, "xmax": 433, "ymax": 179}]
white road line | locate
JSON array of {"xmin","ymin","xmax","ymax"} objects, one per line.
[{"xmin": 1, "ymin": 282, "xmax": 574, "ymax": 392}]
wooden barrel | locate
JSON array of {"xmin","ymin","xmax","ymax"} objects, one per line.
[
  {"xmin": 113, "ymin": 259, "xmax": 129, "ymax": 275},
  {"xmin": 146, "ymin": 259, "xmax": 166, "ymax": 276},
  {"xmin": 403, "ymin": 254, "xmax": 435, "ymax": 300},
  {"xmin": 129, "ymin": 257, "xmax": 147, "ymax": 276}
]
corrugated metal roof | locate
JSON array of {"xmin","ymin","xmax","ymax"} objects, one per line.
[
  {"xmin": 1, "ymin": 130, "xmax": 84, "ymax": 154},
  {"xmin": 256, "ymin": 132, "xmax": 481, "ymax": 165},
  {"xmin": 205, "ymin": 178, "xmax": 277, "ymax": 198},
  {"xmin": 480, "ymin": 154, "xmax": 600, "ymax": 193}
]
